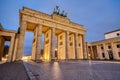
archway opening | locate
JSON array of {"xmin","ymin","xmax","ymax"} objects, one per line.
[
  {"xmin": 41, "ymin": 34, "xmax": 45, "ymax": 60},
  {"xmin": 23, "ymin": 32, "xmax": 34, "ymax": 61},
  {"xmin": 1, "ymin": 41, "xmax": 10, "ymax": 62}
]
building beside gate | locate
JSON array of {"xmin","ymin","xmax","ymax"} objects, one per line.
[
  {"xmin": 87, "ymin": 29, "xmax": 120, "ymax": 60},
  {"xmin": 0, "ymin": 24, "xmax": 17, "ymax": 62}
]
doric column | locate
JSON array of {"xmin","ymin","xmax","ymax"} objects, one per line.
[
  {"xmin": 111, "ymin": 43, "xmax": 118, "ymax": 59},
  {"xmin": 103, "ymin": 44, "xmax": 109, "ymax": 59},
  {"xmin": 82, "ymin": 34, "xmax": 87, "ymax": 59},
  {"xmin": 13, "ymin": 35, "xmax": 19, "ymax": 61},
  {"xmin": 8, "ymin": 35, "xmax": 15, "ymax": 62},
  {"xmin": 75, "ymin": 33, "xmax": 78, "ymax": 59},
  {"xmin": 98, "ymin": 45, "xmax": 103, "ymax": 59},
  {"xmin": 35, "ymin": 24, "xmax": 42, "ymax": 61},
  {"xmin": 51, "ymin": 28, "xmax": 55, "ymax": 60},
  {"xmin": 66, "ymin": 31, "xmax": 69, "ymax": 59},
  {"xmin": 96, "ymin": 45, "xmax": 100, "ymax": 59},
  {"xmin": 0, "ymin": 37, "xmax": 5, "ymax": 61},
  {"xmin": 90, "ymin": 46, "xmax": 94, "ymax": 59},
  {"xmin": 16, "ymin": 21, "xmax": 26, "ymax": 60}
]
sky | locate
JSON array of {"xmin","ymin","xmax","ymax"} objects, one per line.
[{"xmin": 0, "ymin": 0, "xmax": 120, "ymax": 54}]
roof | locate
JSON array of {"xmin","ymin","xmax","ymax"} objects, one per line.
[
  {"xmin": 104, "ymin": 29, "xmax": 120, "ymax": 35},
  {"xmin": 4, "ymin": 30, "xmax": 17, "ymax": 33},
  {"xmin": 0, "ymin": 23, "xmax": 16, "ymax": 33},
  {"xmin": 91, "ymin": 37, "xmax": 120, "ymax": 45}
]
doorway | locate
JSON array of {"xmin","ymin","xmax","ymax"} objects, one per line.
[{"xmin": 108, "ymin": 51, "xmax": 114, "ymax": 60}]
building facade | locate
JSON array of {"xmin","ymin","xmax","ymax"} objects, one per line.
[
  {"xmin": 0, "ymin": 7, "xmax": 87, "ymax": 62},
  {"xmin": 0, "ymin": 24, "xmax": 17, "ymax": 62},
  {"xmin": 105, "ymin": 29, "xmax": 120, "ymax": 39},
  {"xmin": 87, "ymin": 29, "xmax": 120, "ymax": 60}
]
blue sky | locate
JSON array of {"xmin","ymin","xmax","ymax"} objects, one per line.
[{"xmin": 0, "ymin": 0, "xmax": 120, "ymax": 54}]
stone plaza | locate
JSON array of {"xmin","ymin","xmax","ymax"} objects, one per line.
[{"xmin": 24, "ymin": 60, "xmax": 120, "ymax": 80}]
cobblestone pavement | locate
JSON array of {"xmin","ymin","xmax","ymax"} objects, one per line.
[
  {"xmin": 0, "ymin": 61, "xmax": 29, "ymax": 80},
  {"xmin": 24, "ymin": 60, "xmax": 120, "ymax": 80}
]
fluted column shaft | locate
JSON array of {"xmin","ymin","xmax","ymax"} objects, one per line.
[
  {"xmin": 8, "ymin": 35, "xmax": 15, "ymax": 62},
  {"xmin": 35, "ymin": 24, "xmax": 42, "ymax": 61},
  {"xmin": 82, "ymin": 34, "xmax": 87, "ymax": 59},
  {"xmin": 16, "ymin": 21, "xmax": 26, "ymax": 60}
]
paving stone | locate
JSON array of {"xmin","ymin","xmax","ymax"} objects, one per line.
[
  {"xmin": 24, "ymin": 61, "xmax": 120, "ymax": 80},
  {"xmin": 0, "ymin": 61, "xmax": 29, "ymax": 80}
]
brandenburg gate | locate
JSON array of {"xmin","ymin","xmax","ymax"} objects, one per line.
[{"xmin": 0, "ymin": 7, "xmax": 87, "ymax": 62}]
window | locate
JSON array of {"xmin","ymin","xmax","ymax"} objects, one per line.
[
  {"xmin": 118, "ymin": 52, "xmax": 120, "ymax": 57},
  {"xmin": 59, "ymin": 42, "xmax": 63, "ymax": 45},
  {"xmin": 55, "ymin": 51, "xmax": 57, "ymax": 57},
  {"xmin": 117, "ymin": 44, "xmax": 120, "ymax": 48},
  {"xmin": 45, "ymin": 40, "xmax": 49, "ymax": 44},
  {"xmin": 69, "ymin": 37, "xmax": 71, "ymax": 40},
  {"xmin": 70, "ymin": 42, "xmax": 73, "ymax": 46},
  {"xmin": 79, "ymin": 43, "xmax": 81, "ymax": 47},
  {"xmin": 101, "ymin": 46, "xmax": 104, "ymax": 50},
  {"xmin": 60, "ymin": 35, "xmax": 62, "ymax": 40},
  {"xmin": 88, "ymin": 46, "xmax": 91, "ymax": 48},
  {"xmin": 102, "ymin": 53, "xmax": 105, "ymax": 58},
  {"xmin": 46, "ymin": 33, "xmax": 48, "ymax": 38},
  {"xmin": 108, "ymin": 46, "xmax": 111, "ymax": 49},
  {"xmin": 117, "ymin": 33, "xmax": 120, "ymax": 36}
]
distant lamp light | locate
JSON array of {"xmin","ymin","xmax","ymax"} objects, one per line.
[
  {"xmin": 55, "ymin": 48, "xmax": 57, "ymax": 51},
  {"xmin": 88, "ymin": 53, "xmax": 91, "ymax": 57},
  {"xmin": 40, "ymin": 56, "xmax": 43, "ymax": 60}
]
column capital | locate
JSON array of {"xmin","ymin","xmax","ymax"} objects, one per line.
[
  {"xmin": 51, "ymin": 26, "xmax": 55, "ymax": 30},
  {"xmin": 38, "ymin": 24, "xmax": 42, "ymax": 26},
  {"xmin": 75, "ymin": 32, "xmax": 78, "ymax": 35},
  {"xmin": 66, "ymin": 31, "xmax": 69, "ymax": 33}
]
